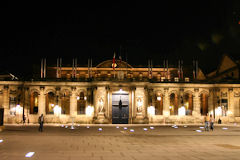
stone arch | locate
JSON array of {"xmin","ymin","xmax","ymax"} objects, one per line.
[
  {"xmin": 44, "ymin": 88, "xmax": 56, "ymax": 95},
  {"xmin": 199, "ymin": 90, "xmax": 209, "ymax": 116},
  {"xmin": 183, "ymin": 90, "xmax": 194, "ymax": 115},
  {"xmin": 29, "ymin": 89, "xmax": 39, "ymax": 114},
  {"xmin": 30, "ymin": 88, "xmax": 40, "ymax": 95},
  {"xmin": 169, "ymin": 92, "xmax": 178, "ymax": 115},
  {"xmin": 59, "ymin": 89, "xmax": 71, "ymax": 115}
]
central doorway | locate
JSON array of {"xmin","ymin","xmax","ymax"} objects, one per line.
[{"xmin": 112, "ymin": 93, "xmax": 129, "ymax": 124}]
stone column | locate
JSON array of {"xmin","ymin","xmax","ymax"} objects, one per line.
[
  {"xmin": 38, "ymin": 86, "xmax": 46, "ymax": 116},
  {"xmin": 163, "ymin": 88, "xmax": 170, "ymax": 116},
  {"xmin": 3, "ymin": 85, "xmax": 9, "ymax": 122},
  {"xmin": 133, "ymin": 87, "xmax": 147, "ymax": 123},
  {"xmin": 228, "ymin": 88, "xmax": 234, "ymax": 117},
  {"xmin": 192, "ymin": 88, "xmax": 201, "ymax": 117},
  {"xmin": 70, "ymin": 87, "xmax": 77, "ymax": 117}
]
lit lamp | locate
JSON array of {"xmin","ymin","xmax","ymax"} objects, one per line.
[
  {"xmin": 147, "ymin": 106, "xmax": 155, "ymax": 116},
  {"xmin": 157, "ymin": 96, "xmax": 161, "ymax": 101},
  {"xmin": 16, "ymin": 104, "xmax": 23, "ymax": 115},
  {"xmin": 86, "ymin": 106, "xmax": 94, "ymax": 116},
  {"xmin": 178, "ymin": 106, "xmax": 186, "ymax": 116},
  {"xmin": 54, "ymin": 105, "xmax": 61, "ymax": 116}
]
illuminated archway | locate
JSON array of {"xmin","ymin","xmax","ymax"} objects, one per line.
[
  {"xmin": 30, "ymin": 92, "xmax": 38, "ymax": 114},
  {"xmin": 154, "ymin": 93, "xmax": 163, "ymax": 115},
  {"xmin": 46, "ymin": 92, "xmax": 55, "ymax": 114}
]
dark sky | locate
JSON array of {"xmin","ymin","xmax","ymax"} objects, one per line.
[{"xmin": 1, "ymin": 1, "xmax": 240, "ymax": 78}]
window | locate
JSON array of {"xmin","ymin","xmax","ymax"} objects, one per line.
[
  {"xmin": 30, "ymin": 92, "xmax": 38, "ymax": 114},
  {"xmin": 77, "ymin": 92, "xmax": 86, "ymax": 114},
  {"xmin": 46, "ymin": 92, "xmax": 55, "ymax": 114}
]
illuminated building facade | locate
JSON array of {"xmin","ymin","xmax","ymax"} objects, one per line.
[{"xmin": 0, "ymin": 55, "xmax": 240, "ymax": 124}]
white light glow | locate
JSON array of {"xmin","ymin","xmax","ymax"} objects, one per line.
[
  {"xmin": 116, "ymin": 126, "xmax": 119, "ymax": 129},
  {"xmin": 169, "ymin": 106, "xmax": 172, "ymax": 109},
  {"xmin": 199, "ymin": 127, "xmax": 204, "ymax": 129},
  {"xmin": 77, "ymin": 96, "xmax": 80, "ymax": 100},
  {"xmin": 84, "ymin": 96, "xmax": 87, "ymax": 100},
  {"xmin": 215, "ymin": 106, "xmax": 222, "ymax": 116},
  {"xmin": 51, "ymin": 103, "xmax": 54, "ymax": 107},
  {"xmin": 54, "ymin": 105, "xmax": 61, "ymax": 116},
  {"xmin": 25, "ymin": 152, "xmax": 35, "ymax": 158},
  {"xmin": 86, "ymin": 126, "xmax": 90, "ymax": 128},
  {"xmin": 157, "ymin": 96, "xmax": 161, "ymax": 101},
  {"xmin": 70, "ymin": 126, "xmax": 75, "ymax": 130},
  {"xmin": 86, "ymin": 106, "xmax": 94, "ymax": 116},
  {"xmin": 0, "ymin": 139, "xmax": 3, "ymax": 143},
  {"xmin": 77, "ymin": 124, "xmax": 80, "ymax": 127},
  {"xmin": 123, "ymin": 127, "xmax": 128, "ymax": 130},
  {"xmin": 150, "ymin": 127, "xmax": 154, "ymax": 129},
  {"xmin": 130, "ymin": 129, "xmax": 134, "ymax": 132},
  {"xmin": 174, "ymin": 126, "xmax": 178, "ymax": 129},
  {"xmin": 143, "ymin": 128, "xmax": 148, "ymax": 131},
  {"xmin": 61, "ymin": 125, "xmax": 64, "ymax": 127},
  {"xmin": 15, "ymin": 104, "xmax": 23, "ymax": 115},
  {"xmin": 98, "ymin": 128, "xmax": 102, "ymax": 131},
  {"xmin": 147, "ymin": 106, "xmax": 155, "ymax": 116},
  {"xmin": 196, "ymin": 130, "xmax": 202, "ymax": 132},
  {"xmin": 222, "ymin": 127, "xmax": 228, "ymax": 130},
  {"xmin": 178, "ymin": 106, "xmax": 186, "ymax": 116},
  {"xmin": 65, "ymin": 126, "xmax": 68, "ymax": 128},
  {"xmin": 172, "ymin": 125, "xmax": 177, "ymax": 128}
]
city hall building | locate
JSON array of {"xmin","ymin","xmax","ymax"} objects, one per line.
[{"xmin": 0, "ymin": 54, "xmax": 240, "ymax": 124}]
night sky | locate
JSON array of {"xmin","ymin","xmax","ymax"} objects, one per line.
[{"xmin": 1, "ymin": 1, "xmax": 240, "ymax": 79}]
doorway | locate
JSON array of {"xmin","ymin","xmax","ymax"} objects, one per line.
[{"xmin": 112, "ymin": 93, "xmax": 129, "ymax": 124}]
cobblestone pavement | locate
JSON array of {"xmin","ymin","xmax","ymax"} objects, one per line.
[{"xmin": 1, "ymin": 124, "xmax": 240, "ymax": 160}]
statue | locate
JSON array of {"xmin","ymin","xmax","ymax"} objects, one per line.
[
  {"xmin": 98, "ymin": 98, "xmax": 104, "ymax": 113},
  {"xmin": 137, "ymin": 98, "xmax": 142, "ymax": 113}
]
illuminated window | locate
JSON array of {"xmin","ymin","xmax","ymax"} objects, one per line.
[
  {"xmin": 61, "ymin": 91, "xmax": 70, "ymax": 114},
  {"xmin": 30, "ymin": 92, "xmax": 38, "ymax": 114},
  {"xmin": 46, "ymin": 92, "xmax": 55, "ymax": 114}
]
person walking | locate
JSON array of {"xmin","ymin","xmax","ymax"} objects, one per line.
[
  {"xmin": 204, "ymin": 114, "xmax": 210, "ymax": 131},
  {"xmin": 210, "ymin": 114, "xmax": 214, "ymax": 131},
  {"xmin": 38, "ymin": 114, "xmax": 44, "ymax": 132}
]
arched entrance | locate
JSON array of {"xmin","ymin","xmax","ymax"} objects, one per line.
[{"xmin": 112, "ymin": 90, "xmax": 129, "ymax": 124}]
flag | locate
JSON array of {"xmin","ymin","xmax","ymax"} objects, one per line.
[
  {"xmin": 193, "ymin": 60, "xmax": 195, "ymax": 80},
  {"xmin": 112, "ymin": 52, "xmax": 116, "ymax": 70},
  {"xmin": 178, "ymin": 60, "xmax": 180, "ymax": 79}
]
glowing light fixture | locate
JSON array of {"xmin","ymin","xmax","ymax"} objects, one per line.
[
  {"xmin": 123, "ymin": 127, "xmax": 128, "ymax": 130},
  {"xmin": 150, "ymin": 127, "xmax": 154, "ymax": 129},
  {"xmin": 130, "ymin": 129, "xmax": 134, "ymax": 132},
  {"xmin": 86, "ymin": 126, "xmax": 90, "ymax": 128},
  {"xmin": 98, "ymin": 128, "xmax": 102, "ymax": 131},
  {"xmin": 116, "ymin": 126, "xmax": 119, "ymax": 129},
  {"xmin": 147, "ymin": 106, "xmax": 155, "ymax": 116},
  {"xmin": 196, "ymin": 130, "xmax": 202, "ymax": 132},
  {"xmin": 77, "ymin": 96, "xmax": 80, "ymax": 100},
  {"xmin": 143, "ymin": 128, "xmax": 148, "ymax": 131},
  {"xmin": 222, "ymin": 127, "xmax": 228, "ymax": 130},
  {"xmin": 157, "ymin": 96, "xmax": 161, "ymax": 101},
  {"xmin": 65, "ymin": 126, "xmax": 68, "ymax": 128},
  {"xmin": 0, "ymin": 139, "xmax": 3, "ymax": 143},
  {"xmin": 86, "ymin": 106, "xmax": 94, "ymax": 116},
  {"xmin": 178, "ymin": 106, "xmax": 186, "ymax": 116},
  {"xmin": 54, "ymin": 105, "xmax": 61, "ymax": 116},
  {"xmin": 199, "ymin": 127, "xmax": 204, "ymax": 129},
  {"xmin": 25, "ymin": 152, "xmax": 35, "ymax": 158}
]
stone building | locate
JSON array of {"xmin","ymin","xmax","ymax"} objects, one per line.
[{"xmin": 0, "ymin": 57, "xmax": 240, "ymax": 124}]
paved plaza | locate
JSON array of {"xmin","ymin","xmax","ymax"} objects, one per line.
[{"xmin": 1, "ymin": 124, "xmax": 240, "ymax": 160}]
